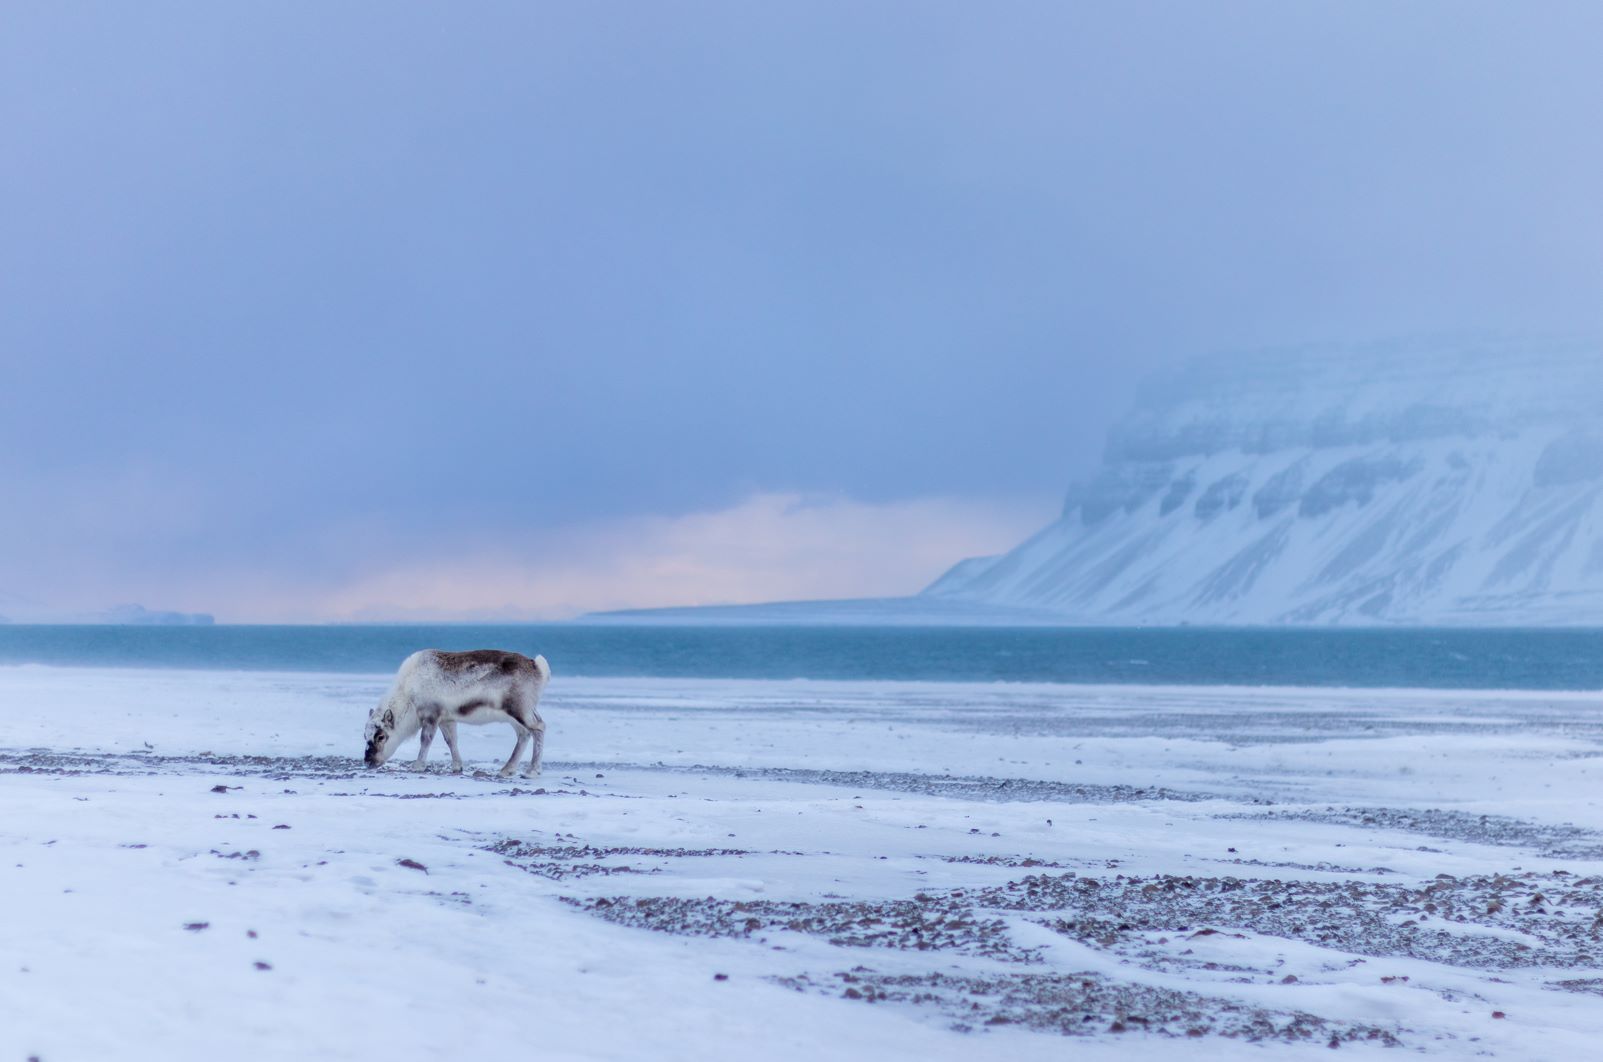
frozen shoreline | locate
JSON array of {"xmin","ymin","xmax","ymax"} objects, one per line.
[{"xmin": 3, "ymin": 667, "xmax": 1602, "ymax": 1060}]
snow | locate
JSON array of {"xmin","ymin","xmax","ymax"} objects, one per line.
[
  {"xmin": 4, "ymin": 665, "xmax": 1603, "ymax": 1059},
  {"xmin": 926, "ymin": 340, "xmax": 1603, "ymax": 625}
]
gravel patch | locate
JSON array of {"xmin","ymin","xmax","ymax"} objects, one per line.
[
  {"xmin": 658, "ymin": 764, "xmax": 1229, "ymax": 804},
  {"xmin": 487, "ymin": 837, "xmax": 749, "ymax": 880},
  {"xmin": 568, "ymin": 894, "xmax": 1034, "ymax": 962},
  {"xmin": 1226, "ymin": 806, "xmax": 1603, "ymax": 859},
  {"xmin": 980, "ymin": 871, "xmax": 1603, "ymax": 972},
  {"xmin": 775, "ymin": 968, "xmax": 1402, "ymax": 1046}
]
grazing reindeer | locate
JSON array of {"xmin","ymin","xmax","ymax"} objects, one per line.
[{"xmin": 364, "ymin": 650, "xmax": 550, "ymax": 776}]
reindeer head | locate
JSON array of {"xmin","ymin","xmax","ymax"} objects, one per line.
[{"xmin": 364, "ymin": 703, "xmax": 400, "ymax": 767}]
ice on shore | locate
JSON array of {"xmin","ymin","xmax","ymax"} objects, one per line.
[{"xmin": 3, "ymin": 666, "xmax": 1603, "ymax": 1059}]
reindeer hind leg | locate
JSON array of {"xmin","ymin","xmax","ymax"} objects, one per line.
[
  {"xmin": 440, "ymin": 719, "xmax": 464, "ymax": 774},
  {"xmin": 522, "ymin": 714, "xmax": 545, "ymax": 778},
  {"xmin": 499, "ymin": 722, "xmax": 530, "ymax": 777}
]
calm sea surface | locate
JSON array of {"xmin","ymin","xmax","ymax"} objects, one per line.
[{"xmin": 0, "ymin": 625, "xmax": 1602, "ymax": 689}]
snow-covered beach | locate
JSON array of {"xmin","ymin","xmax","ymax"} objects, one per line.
[{"xmin": 5, "ymin": 666, "xmax": 1603, "ymax": 1060}]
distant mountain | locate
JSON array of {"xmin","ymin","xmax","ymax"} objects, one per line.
[
  {"xmin": 925, "ymin": 338, "xmax": 1603, "ymax": 625},
  {"xmin": 0, "ymin": 601, "xmax": 215, "ymax": 625},
  {"xmin": 0, "ymin": 590, "xmax": 41, "ymax": 624},
  {"xmin": 98, "ymin": 604, "xmax": 215, "ymax": 626},
  {"xmin": 583, "ymin": 596, "xmax": 1069, "ymax": 626}
]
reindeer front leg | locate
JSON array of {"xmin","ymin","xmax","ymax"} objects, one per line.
[
  {"xmin": 440, "ymin": 719, "xmax": 464, "ymax": 774},
  {"xmin": 412, "ymin": 719, "xmax": 437, "ymax": 771}
]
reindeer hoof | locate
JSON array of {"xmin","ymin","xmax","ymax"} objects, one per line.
[{"xmin": 451, "ymin": 764, "xmax": 464, "ymax": 775}]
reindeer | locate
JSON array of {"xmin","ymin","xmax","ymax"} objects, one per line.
[{"xmin": 363, "ymin": 650, "xmax": 549, "ymax": 776}]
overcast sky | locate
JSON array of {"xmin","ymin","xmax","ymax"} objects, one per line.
[{"xmin": 3, "ymin": 2, "xmax": 1601, "ymax": 620}]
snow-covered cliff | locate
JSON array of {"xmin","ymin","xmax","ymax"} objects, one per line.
[{"xmin": 925, "ymin": 339, "xmax": 1603, "ymax": 625}]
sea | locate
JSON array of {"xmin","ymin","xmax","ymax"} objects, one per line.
[{"xmin": 1, "ymin": 624, "xmax": 1602, "ymax": 689}]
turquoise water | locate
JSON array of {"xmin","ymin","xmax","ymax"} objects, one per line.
[{"xmin": 0, "ymin": 624, "xmax": 1601, "ymax": 689}]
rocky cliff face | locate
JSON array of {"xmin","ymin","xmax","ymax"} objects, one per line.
[{"xmin": 925, "ymin": 339, "xmax": 1603, "ymax": 624}]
